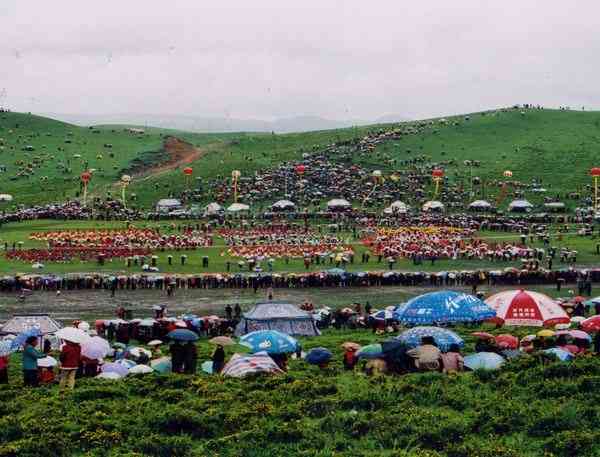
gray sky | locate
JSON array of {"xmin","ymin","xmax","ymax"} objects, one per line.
[{"xmin": 1, "ymin": 0, "xmax": 599, "ymax": 121}]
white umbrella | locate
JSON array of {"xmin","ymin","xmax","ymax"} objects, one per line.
[
  {"xmin": 422, "ymin": 200, "xmax": 444, "ymax": 212},
  {"xmin": 129, "ymin": 364, "xmax": 153, "ymax": 375},
  {"xmin": 96, "ymin": 372, "xmax": 123, "ymax": 380},
  {"xmin": 147, "ymin": 340, "xmax": 163, "ymax": 346},
  {"xmin": 327, "ymin": 198, "xmax": 351, "ymax": 209},
  {"xmin": 37, "ymin": 356, "xmax": 58, "ymax": 368},
  {"xmin": 56, "ymin": 327, "xmax": 90, "ymax": 344},
  {"xmin": 227, "ymin": 203, "xmax": 250, "ymax": 212},
  {"xmin": 0, "ymin": 194, "xmax": 13, "ymax": 202},
  {"xmin": 129, "ymin": 347, "xmax": 152, "ymax": 359},
  {"xmin": 81, "ymin": 336, "xmax": 111, "ymax": 360},
  {"xmin": 77, "ymin": 321, "xmax": 90, "ymax": 332}
]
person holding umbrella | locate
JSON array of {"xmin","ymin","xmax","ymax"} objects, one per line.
[
  {"xmin": 183, "ymin": 342, "xmax": 198, "ymax": 374},
  {"xmin": 23, "ymin": 336, "xmax": 45, "ymax": 387}
]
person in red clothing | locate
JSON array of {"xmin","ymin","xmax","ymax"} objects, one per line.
[
  {"xmin": 0, "ymin": 355, "xmax": 9, "ymax": 384},
  {"xmin": 59, "ymin": 341, "xmax": 81, "ymax": 393}
]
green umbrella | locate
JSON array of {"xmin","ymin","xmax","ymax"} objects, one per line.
[{"xmin": 150, "ymin": 357, "xmax": 172, "ymax": 374}]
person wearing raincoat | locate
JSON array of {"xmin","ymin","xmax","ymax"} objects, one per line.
[{"xmin": 23, "ymin": 336, "xmax": 45, "ymax": 387}]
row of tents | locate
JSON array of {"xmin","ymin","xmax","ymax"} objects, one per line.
[{"xmin": 157, "ymin": 198, "xmax": 557, "ymax": 216}]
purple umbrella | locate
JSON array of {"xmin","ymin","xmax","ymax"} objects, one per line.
[{"xmin": 101, "ymin": 362, "xmax": 129, "ymax": 377}]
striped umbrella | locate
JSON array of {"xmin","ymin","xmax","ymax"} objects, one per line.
[{"xmin": 221, "ymin": 352, "xmax": 283, "ymax": 378}]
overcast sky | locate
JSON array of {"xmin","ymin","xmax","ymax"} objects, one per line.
[{"xmin": 1, "ymin": 0, "xmax": 599, "ymax": 121}]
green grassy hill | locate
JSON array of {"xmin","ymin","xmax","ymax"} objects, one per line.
[{"xmin": 1, "ymin": 108, "xmax": 600, "ymax": 209}]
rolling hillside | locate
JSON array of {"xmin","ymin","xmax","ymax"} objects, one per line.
[{"xmin": 1, "ymin": 108, "xmax": 599, "ymax": 209}]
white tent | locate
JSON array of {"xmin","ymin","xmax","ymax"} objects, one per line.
[
  {"xmin": 271, "ymin": 200, "xmax": 296, "ymax": 211},
  {"xmin": 508, "ymin": 199, "xmax": 534, "ymax": 212},
  {"xmin": 156, "ymin": 198, "xmax": 182, "ymax": 213},
  {"xmin": 227, "ymin": 203, "xmax": 250, "ymax": 212},
  {"xmin": 383, "ymin": 200, "xmax": 409, "ymax": 215},
  {"xmin": 422, "ymin": 200, "xmax": 445, "ymax": 212},
  {"xmin": 204, "ymin": 202, "xmax": 223, "ymax": 215},
  {"xmin": 469, "ymin": 200, "xmax": 493, "ymax": 210},
  {"xmin": 326, "ymin": 198, "xmax": 351, "ymax": 209}
]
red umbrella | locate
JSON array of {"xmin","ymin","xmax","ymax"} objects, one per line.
[
  {"xmin": 581, "ymin": 316, "xmax": 600, "ymax": 333},
  {"xmin": 472, "ymin": 332, "xmax": 494, "ymax": 340},
  {"xmin": 571, "ymin": 296, "xmax": 586, "ymax": 303},
  {"xmin": 495, "ymin": 334, "xmax": 519, "ymax": 349}
]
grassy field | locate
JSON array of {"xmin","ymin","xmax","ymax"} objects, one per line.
[
  {"xmin": 0, "ymin": 219, "xmax": 599, "ymax": 275},
  {"xmin": 2, "ymin": 324, "xmax": 600, "ymax": 456},
  {"xmin": 2, "ymin": 108, "xmax": 600, "ymax": 209}
]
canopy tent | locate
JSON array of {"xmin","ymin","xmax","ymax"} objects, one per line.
[
  {"xmin": 0, "ymin": 314, "xmax": 62, "ymax": 335},
  {"xmin": 227, "ymin": 203, "xmax": 250, "ymax": 212},
  {"xmin": 271, "ymin": 200, "xmax": 296, "ymax": 211},
  {"xmin": 383, "ymin": 200, "xmax": 409, "ymax": 215},
  {"xmin": 508, "ymin": 199, "xmax": 534, "ymax": 212},
  {"xmin": 468, "ymin": 200, "xmax": 493, "ymax": 211},
  {"xmin": 394, "ymin": 291, "xmax": 496, "ymax": 325},
  {"xmin": 422, "ymin": 200, "xmax": 444, "ymax": 212},
  {"xmin": 485, "ymin": 289, "xmax": 570, "ymax": 327},
  {"xmin": 234, "ymin": 302, "xmax": 320, "ymax": 336},
  {"xmin": 204, "ymin": 202, "xmax": 223, "ymax": 216},
  {"xmin": 155, "ymin": 198, "xmax": 182, "ymax": 213},
  {"xmin": 326, "ymin": 198, "xmax": 351, "ymax": 210}
]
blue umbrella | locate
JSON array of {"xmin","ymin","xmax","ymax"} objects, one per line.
[
  {"xmin": 544, "ymin": 347, "xmax": 574, "ymax": 362},
  {"xmin": 240, "ymin": 330, "xmax": 297, "ymax": 354},
  {"xmin": 10, "ymin": 327, "xmax": 41, "ymax": 350},
  {"xmin": 305, "ymin": 347, "xmax": 332, "ymax": 365},
  {"xmin": 167, "ymin": 329, "xmax": 199, "ymax": 342},
  {"xmin": 464, "ymin": 352, "xmax": 505, "ymax": 370},
  {"xmin": 326, "ymin": 268, "xmax": 346, "ymax": 276},
  {"xmin": 0, "ymin": 340, "xmax": 14, "ymax": 357},
  {"xmin": 396, "ymin": 326, "xmax": 464, "ymax": 352},
  {"xmin": 394, "ymin": 291, "xmax": 496, "ymax": 325}
]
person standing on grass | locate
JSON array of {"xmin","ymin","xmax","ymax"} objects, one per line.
[
  {"xmin": 211, "ymin": 344, "xmax": 225, "ymax": 374},
  {"xmin": 0, "ymin": 354, "xmax": 9, "ymax": 384},
  {"xmin": 22, "ymin": 336, "xmax": 45, "ymax": 387},
  {"xmin": 59, "ymin": 340, "xmax": 81, "ymax": 393}
]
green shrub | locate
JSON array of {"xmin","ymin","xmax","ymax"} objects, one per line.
[
  {"xmin": 135, "ymin": 434, "xmax": 193, "ymax": 457},
  {"xmin": 149, "ymin": 407, "xmax": 216, "ymax": 438}
]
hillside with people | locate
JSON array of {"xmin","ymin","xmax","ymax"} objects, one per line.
[{"xmin": 1, "ymin": 107, "xmax": 600, "ymax": 211}]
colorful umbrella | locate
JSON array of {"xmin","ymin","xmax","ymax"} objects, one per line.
[
  {"xmin": 209, "ymin": 336, "xmax": 235, "ymax": 346},
  {"xmin": 485, "ymin": 290, "xmax": 569, "ymax": 327},
  {"xmin": 472, "ymin": 332, "xmax": 495, "ymax": 340},
  {"xmin": 537, "ymin": 329, "xmax": 555, "ymax": 338},
  {"xmin": 464, "ymin": 352, "xmax": 505, "ymax": 370},
  {"xmin": 394, "ymin": 291, "xmax": 496, "ymax": 325},
  {"xmin": 221, "ymin": 352, "xmax": 283, "ymax": 378},
  {"xmin": 305, "ymin": 347, "xmax": 332, "ymax": 365},
  {"xmin": 167, "ymin": 329, "xmax": 199, "ymax": 342},
  {"xmin": 556, "ymin": 330, "xmax": 591, "ymax": 341},
  {"xmin": 581, "ymin": 316, "xmax": 600, "ymax": 332},
  {"xmin": 10, "ymin": 327, "xmax": 41, "ymax": 350},
  {"xmin": 355, "ymin": 343, "xmax": 384, "ymax": 359},
  {"xmin": 151, "ymin": 357, "xmax": 172, "ymax": 374},
  {"xmin": 544, "ymin": 348, "xmax": 574, "ymax": 361},
  {"xmin": 0, "ymin": 340, "xmax": 15, "ymax": 357},
  {"xmin": 239, "ymin": 330, "xmax": 297, "ymax": 354},
  {"xmin": 397, "ymin": 326, "xmax": 464, "ymax": 352},
  {"xmin": 495, "ymin": 334, "xmax": 519, "ymax": 349}
]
